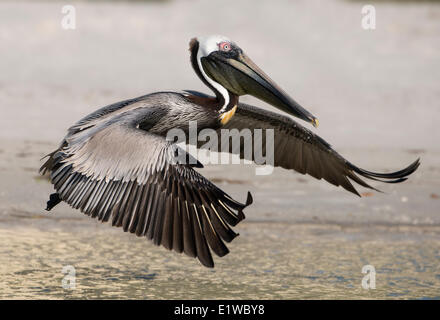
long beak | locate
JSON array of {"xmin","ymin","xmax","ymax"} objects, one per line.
[{"xmin": 203, "ymin": 52, "xmax": 319, "ymax": 127}]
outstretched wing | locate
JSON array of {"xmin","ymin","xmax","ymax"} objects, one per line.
[
  {"xmin": 41, "ymin": 106, "xmax": 252, "ymax": 268},
  {"xmin": 216, "ymin": 103, "xmax": 420, "ymax": 196}
]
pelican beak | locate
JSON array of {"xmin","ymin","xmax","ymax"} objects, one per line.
[{"xmin": 202, "ymin": 51, "xmax": 319, "ymax": 127}]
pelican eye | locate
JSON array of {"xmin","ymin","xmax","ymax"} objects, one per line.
[{"xmin": 219, "ymin": 42, "xmax": 231, "ymax": 52}]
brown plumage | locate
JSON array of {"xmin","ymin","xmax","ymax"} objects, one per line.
[{"xmin": 41, "ymin": 35, "xmax": 419, "ymax": 267}]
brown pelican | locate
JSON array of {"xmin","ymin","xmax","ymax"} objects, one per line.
[{"xmin": 40, "ymin": 35, "xmax": 420, "ymax": 267}]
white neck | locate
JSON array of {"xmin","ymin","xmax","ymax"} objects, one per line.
[{"xmin": 196, "ymin": 35, "xmax": 231, "ymax": 112}]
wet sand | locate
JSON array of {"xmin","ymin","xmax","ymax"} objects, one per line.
[
  {"xmin": 0, "ymin": 0, "xmax": 439, "ymax": 299},
  {"xmin": 1, "ymin": 139, "xmax": 439, "ymax": 299}
]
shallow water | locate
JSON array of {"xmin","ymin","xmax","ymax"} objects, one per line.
[
  {"xmin": 0, "ymin": 139, "xmax": 439, "ymax": 299},
  {"xmin": 1, "ymin": 220, "xmax": 439, "ymax": 299}
]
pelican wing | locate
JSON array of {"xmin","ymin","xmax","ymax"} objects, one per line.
[
  {"xmin": 41, "ymin": 107, "xmax": 252, "ymax": 268},
  {"xmin": 218, "ymin": 103, "xmax": 420, "ymax": 196}
]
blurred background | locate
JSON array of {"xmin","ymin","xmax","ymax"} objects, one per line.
[{"xmin": 0, "ymin": 0, "xmax": 439, "ymax": 299}]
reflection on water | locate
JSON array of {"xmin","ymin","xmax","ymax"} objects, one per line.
[{"xmin": 1, "ymin": 221, "xmax": 439, "ymax": 299}]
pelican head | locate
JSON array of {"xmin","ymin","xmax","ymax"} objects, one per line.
[{"xmin": 191, "ymin": 35, "xmax": 318, "ymax": 127}]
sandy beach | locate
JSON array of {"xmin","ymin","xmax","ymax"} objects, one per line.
[{"xmin": 0, "ymin": 0, "xmax": 439, "ymax": 299}]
